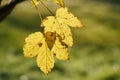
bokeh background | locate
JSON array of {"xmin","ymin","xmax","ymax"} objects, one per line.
[{"xmin": 0, "ymin": 0, "xmax": 120, "ymax": 80}]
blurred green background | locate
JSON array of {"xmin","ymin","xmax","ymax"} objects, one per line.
[{"xmin": 0, "ymin": 0, "xmax": 120, "ymax": 80}]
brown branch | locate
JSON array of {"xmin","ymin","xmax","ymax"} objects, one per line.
[
  {"xmin": 0, "ymin": 0, "xmax": 26, "ymax": 22},
  {"xmin": 0, "ymin": 0, "xmax": 2, "ymax": 6}
]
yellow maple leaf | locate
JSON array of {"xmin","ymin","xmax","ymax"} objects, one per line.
[
  {"xmin": 23, "ymin": 31, "xmax": 70, "ymax": 74},
  {"xmin": 42, "ymin": 7, "xmax": 83, "ymax": 47},
  {"xmin": 23, "ymin": 32, "xmax": 54, "ymax": 74},
  {"xmin": 23, "ymin": 7, "xmax": 83, "ymax": 75},
  {"xmin": 42, "ymin": 16, "xmax": 73, "ymax": 47}
]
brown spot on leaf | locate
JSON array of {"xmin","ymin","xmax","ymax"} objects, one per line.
[
  {"xmin": 38, "ymin": 43, "xmax": 42, "ymax": 47},
  {"xmin": 53, "ymin": 53, "xmax": 56, "ymax": 56}
]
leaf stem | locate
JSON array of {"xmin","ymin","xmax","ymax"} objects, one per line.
[
  {"xmin": 39, "ymin": 0, "xmax": 55, "ymax": 16},
  {"xmin": 32, "ymin": 0, "xmax": 42, "ymax": 22}
]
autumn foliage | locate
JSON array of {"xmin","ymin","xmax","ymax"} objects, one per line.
[{"xmin": 23, "ymin": 0, "xmax": 83, "ymax": 74}]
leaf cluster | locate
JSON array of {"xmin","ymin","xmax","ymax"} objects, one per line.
[{"xmin": 1, "ymin": 0, "xmax": 83, "ymax": 75}]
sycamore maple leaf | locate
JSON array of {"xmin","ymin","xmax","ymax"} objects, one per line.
[
  {"xmin": 23, "ymin": 32, "xmax": 54, "ymax": 74},
  {"xmin": 23, "ymin": 6, "xmax": 83, "ymax": 75},
  {"xmin": 23, "ymin": 31, "xmax": 69, "ymax": 74},
  {"xmin": 42, "ymin": 7, "xmax": 83, "ymax": 47}
]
